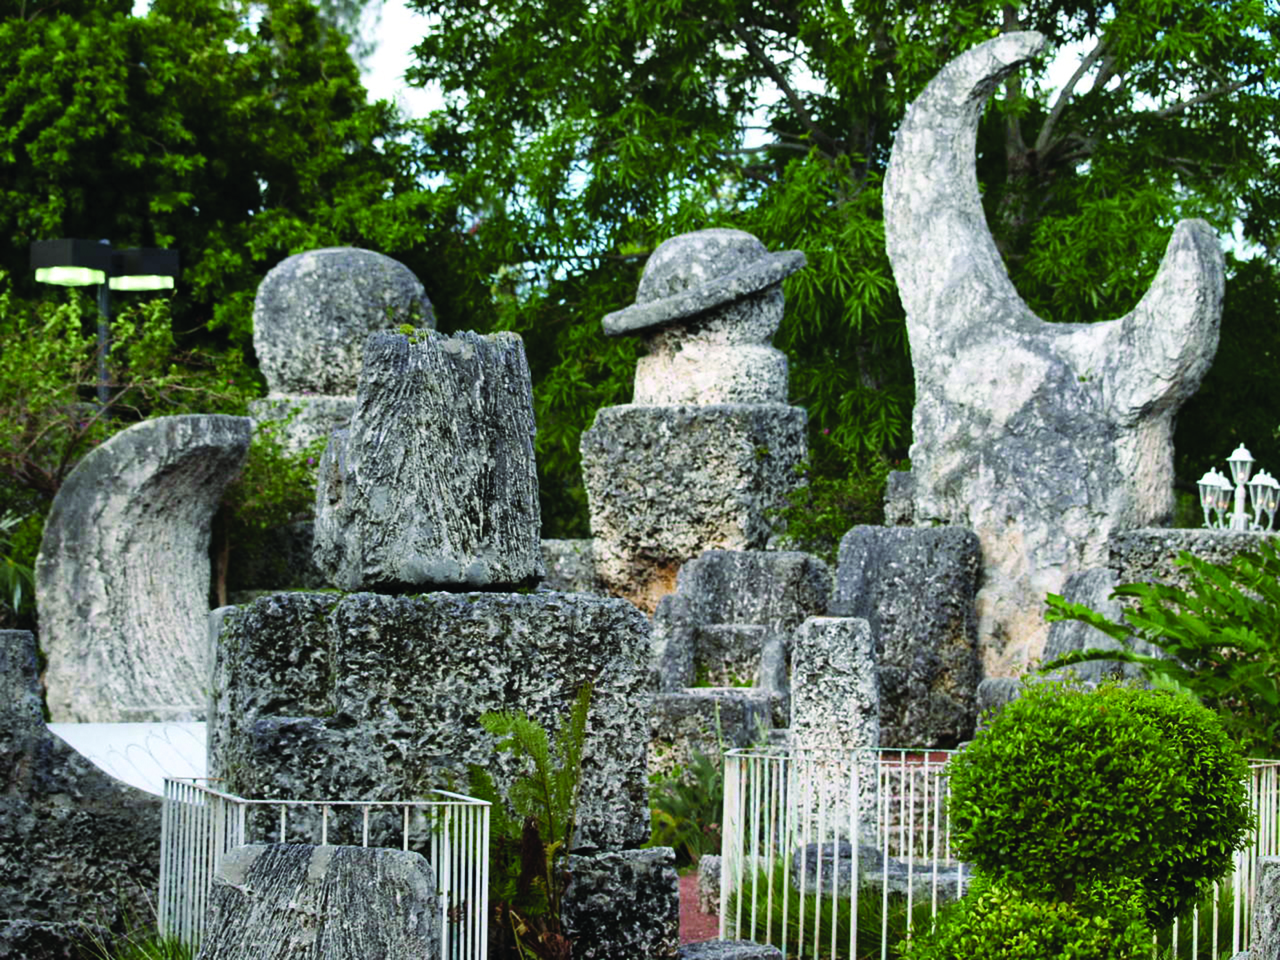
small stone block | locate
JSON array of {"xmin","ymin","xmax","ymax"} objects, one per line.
[
  {"xmin": 790, "ymin": 617, "xmax": 879, "ymax": 753},
  {"xmin": 648, "ymin": 689, "xmax": 775, "ymax": 779},
  {"xmin": 197, "ymin": 844, "xmax": 439, "ymax": 959},
  {"xmin": 678, "ymin": 940, "xmax": 783, "ymax": 960},
  {"xmin": 313, "ymin": 330, "xmax": 542, "ymax": 591}
]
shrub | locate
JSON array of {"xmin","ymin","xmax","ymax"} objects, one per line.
[
  {"xmin": 899, "ymin": 877, "xmax": 1152, "ymax": 960},
  {"xmin": 1044, "ymin": 539, "xmax": 1280, "ymax": 755},
  {"xmin": 648, "ymin": 748, "xmax": 723, "ymax": 868},
  {"xmin": 945, "ymin": 679, "xmax": 1252, "ymax": 927}
]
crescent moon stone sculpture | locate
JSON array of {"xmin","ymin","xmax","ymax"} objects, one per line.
[
  {"xmin": 883, "ymin": 32, "xmax": 1223, "ymax": 675},
  {"xmin": 37, "ymin": 414, "xmax": 252, "ymax": 722}
]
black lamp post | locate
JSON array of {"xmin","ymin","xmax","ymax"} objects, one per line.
[{"xmin": 30, "ymin": 239, "xmax": 180, "ymax": 406}]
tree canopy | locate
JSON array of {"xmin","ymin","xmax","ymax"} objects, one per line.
[
  {"xmin": 406, "ymin": 0, "xmax": 1280, "ymax": 534},
  {"xmin": 0, "ymin": 0, "xmax": 444, "ymax": 349}
]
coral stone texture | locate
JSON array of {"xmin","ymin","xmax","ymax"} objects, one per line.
[
  {"xmin": 313, "ymin": 329, "xmax": 542, "ymax": 591},
  {"xmin": 250, "ymin": 248, "xmax": 435, "ymax": 454},
  {"xmin": 37, "ymin": 414, "xmax": 251, "ymax": 722},
  {"xmin": 563, "ymin": 847, "xmax": 680, "ymax": 960},
  {"xmin": 253, "ymin": 247, "xmax": 434, "ymax": 396},
  {"xmin": 882, "ymin": 32, "xmax": 1223, "ymax": 673},
  {"xmin": 831, "ymin": 526, "xmax": 981, "ymax": 748},
  {"xmin": 197, "ymin": 844, "xmax": 440, "ymax": 960},
  {"xmin": 1, "ymin": 630, "xmax": 161, "ymax": 960},
  {"xmin": 581, "ymin": 405, "xmax": 807, "ymax": 608},
  {"xmin": 584, "ymin": 229, "xmax": 809, "ymax": 608},
  {"xmin": 208, "ymin": 591, "xmax": 652, "ymax": 851},
  {"xmin": 789, "ymin": 617, "xmax": 880, "ymax": 753}
]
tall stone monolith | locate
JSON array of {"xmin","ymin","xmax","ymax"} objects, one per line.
[
  {"xmin": 581, "ymin": 229, "xmax": 809, "ymax": 610},
  {"xmin": 37, "ymin": 414, "xmax": 251, "ymax": 722},
  {"xmin": 882, "ymin": 32, "xmax": 1222, "ymax": 674}
]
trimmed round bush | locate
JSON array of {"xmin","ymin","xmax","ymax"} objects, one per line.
[
  {"xmin": 900, "ymin": 877, "xmax": 1151, "ymax": 960},
  {"xmin": 945, "ymin": 679, "xmax": 1252, "ymax": 926}
]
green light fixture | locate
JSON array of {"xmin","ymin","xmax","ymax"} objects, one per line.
[
  {"xmin": 108, "ymin": 247, "xmax": 180, "ymax": 290},
  {"xmin": 29, "ymin": 239, "xmax": 111, "ymax": 286}
]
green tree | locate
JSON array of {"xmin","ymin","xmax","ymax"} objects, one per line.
[
  {"xmin": 0, "ymin": 0, "xmax": 444, "ymax": 351},
  {"xmin": 405, "ymin": 0, "xmax": 1280, "ymax": 535}
]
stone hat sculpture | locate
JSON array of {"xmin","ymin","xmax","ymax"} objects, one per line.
[{"xmin": 602, "ymin": 229, "xmax": 805, "ymax": 336}]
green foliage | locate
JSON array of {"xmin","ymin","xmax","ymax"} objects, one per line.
[
  {"xmin": 0, "ymin": 509, "xmax": 34, "ymax": 621},
  {"xmin": 1044, "ymin": 540, "xmax": 1280, "ymax": 756},
  {"xmin": 899, "ymin": 876, "xmax": 1152, "ymax": 960},
  {"xmin": 0, "ymin": 0, "xmax": 446, "ymax": 350},
  {"xmin": 728, "ymin": 861, "xmax": 937, "ymax": 960},
  {"xmin": 469, "ymin": 683, "xmax": 592, "ymax": 960},
  {"xmin": 0, "ymin": 272, "xmax": 254, "ymax": 508},
  {"xmin": 219, "ymin": 410, "xmax": 324, "ymax": 534},
  {"xmin": 773, "ymin": 454, "xmax": 900, "ymax": 564},
  {"xmin": 648, "ymin": 748, "xmax": 723, "ymax": 869},
  {"xmin": 405, "ymin": 0, "xmax": 1280, "ymax": 534},
  {"xmin": 945, "ymin": 679, "xmax": 1252, "ymax": 928}
]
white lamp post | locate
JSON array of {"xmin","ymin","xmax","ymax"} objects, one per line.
[{"xmin": 1199, "ymin": 445, "xmax": 1279, "ymax": 531}]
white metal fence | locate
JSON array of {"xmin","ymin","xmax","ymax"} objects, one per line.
[
  {"xmin": 721, "ymin": 748, "xmax": 1280, "ymax": 960},
  {"xmin": 159, "ymin": 778, "xmax": 490, "ymax": 959}
]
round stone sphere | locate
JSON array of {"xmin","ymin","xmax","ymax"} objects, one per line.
[{"xmin": 253, "ymin": 247, "xmax": 434, "ymax": 395}]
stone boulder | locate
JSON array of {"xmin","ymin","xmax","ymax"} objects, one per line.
[
  {"xmin": 313, "ymin": 330, "xmax": 542, "ymax": 591},
  {"xmin": 883, "ymin": 32, "xmax": 1222, "ymax": 675},
  {"xmin": 208, "ymin": 591, "xmax": 652, "ymax": 851},
  {"xmin": 831, "ymin": 526, "xmax": 981, "ymax": 748},
  {"xmin": 37, "ymin": 414, "xmax": 251, "ymax": 722},
  {"xmin": 196, "ymin": 844, "xmax": 439, "ymax": 960},
  {"xmin": 0, "ymin": 630, "xmax": 161, "ymax": 960}
]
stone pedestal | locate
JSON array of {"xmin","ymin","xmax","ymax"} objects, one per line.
[
  {"xmin": 581, "ymin": 405, "xmax": 807, "ymax": 609},
  {"xmin": 648, "ymin": 688, "xmax": 777, "ymax": 778},
  {"xmin": 209, "ymin": 591, "xmax": 652, "ymax": 852},
  {"xmin": 37, "ymin": 414, "xmax": 251, "ymax": 722}
]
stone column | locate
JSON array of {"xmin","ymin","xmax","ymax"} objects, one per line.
[{"xmin": 581, "ymin": 229, "xmax": 809, "ymax": 610}]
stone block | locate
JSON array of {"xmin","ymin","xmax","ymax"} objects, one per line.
[
  {"xmin": 883, "ymin": 34, "xmax": 1222, "ymax": 675},
  {"xmin": 208, "ymin": 591, "xmax": 652, "ymax": 851},
  {"xmin": 37, "ymin": 414, "xmax": 251, "ymax": 722},
  {"xmin": 0, "ymin": 631, "xmax": 160, "ymax": 956},
  {"xmin": 648, "ymin": 689, "xmax": 775, "ymax": 778},
  {"xmin": 313, "ymin": 330, "xmax": 542, "ymax": 591},
  {"xmin": 562, "ymin": 847, "xmax": 679, "ymax": 960},
  {"xmin": 679, "ymin": 941, "xmax": 783, "ymax": 960},
  {"xmin": 790, "ymin": 617, "xmax": 879, "ymax": 753},
  {"xmin": 1250, "ymin": 856, "xmax": 1280, "ymax": 960},
  {"xmin": 539, "ymin": 538, "xmax": 605, "ymax": 594},
  {"xmin": 697, "ymin": 854, "xmax": 722, "ymax": 914},
  {"xmin": 253, "ymin": 247, "xmax": 433, "ymax": 396},
  {"xmin": 580, "ymin": 405, "xmax": 807, "ymax": 609},
  {"xmin": 831, "ymin": 526, "xmax": 980, "ymax": 748},
  {"xmin": 1109, "ymin": 528, "xmax": 1279, "ymax": 591},
  {"xmin": 197, "ymin": 844, "xmax": 439, "ymax": 959}
]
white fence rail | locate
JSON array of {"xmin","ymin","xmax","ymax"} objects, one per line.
[
  {"xmin": 721, "ymin": 748, "xmax": 1280, "ymax": 960},
  {"xmin": 159, "ymin": 778, "xmax": 490, "ymax": 959}
]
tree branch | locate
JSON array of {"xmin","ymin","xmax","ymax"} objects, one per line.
[
  {"xmin": 1150, "ymin": 77, "xmax": 1259, "ymax": 118},
  {"xmin": 1034, "ymin": 38, "xmax": 1108, "ymax": 155},
  {"xmin": 726, "ymin": 21, "xmax": 842, "ymax": 159}
]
